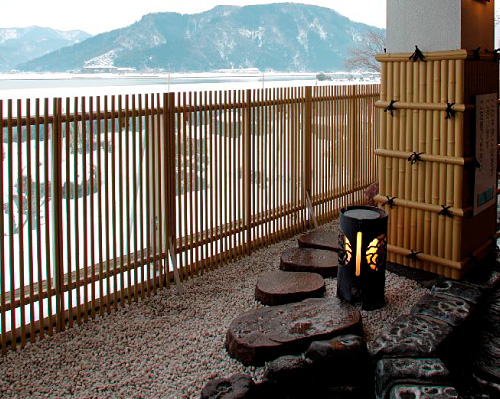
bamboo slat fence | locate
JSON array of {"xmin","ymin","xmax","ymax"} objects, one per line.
[{"xmin": 0, "ymin": 84, "xmax": 379, "ymax": 352}]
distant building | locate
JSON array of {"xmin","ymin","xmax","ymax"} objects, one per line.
[
  {"xmin": 83, "ymin": 66, "xmax": 136, "ymax": 74},
  {"xmin": 218, "ymin": 67, "xmax": 260, "ymax": 74}
]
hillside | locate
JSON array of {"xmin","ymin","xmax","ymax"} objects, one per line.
[
  {"xmin": 17, "ymin": 3, "xmax": 383, "ymax": 73},
  {"xmin": 0, "ymin": 27, "xmax": 91, "ymax": 71}
]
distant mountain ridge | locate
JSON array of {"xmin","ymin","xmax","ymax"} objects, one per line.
[
  {"xmin": 16, "ymin": 3, "xmax": 383, "ymax": 73},
  {"xmin": 0, "ymin": 27, "xmax": 92, "ymax": 71}
]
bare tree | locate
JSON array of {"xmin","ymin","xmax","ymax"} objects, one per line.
[{"xmin": 344, "ymin": 30, "xmax": 386, "ymax": 73}]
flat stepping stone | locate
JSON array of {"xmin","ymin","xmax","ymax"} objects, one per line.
[
  {"xmin": 225, "ymin": 298, "xmax": 362, "ymax": 366},
  {"xmin": 255, "ymin": 271, "xmax": 325, "ymax": 306},
  {"xmin": 298, "ymin": 230, "xmax": 339, "ymax": 252},
  {"xmin": 368, "ymin": 314, "xmax": 452, "ymax": 360},
  {"xmin": 280, "ymin": 248, "xmax": 338, "ymax": 278}
]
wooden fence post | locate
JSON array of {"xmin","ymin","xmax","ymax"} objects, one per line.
[
  {"xmin": 51, "ymin": 98, "xmax": 64, "ymax": 332},
  {"xmin": 244, "ymin": 89, "xmax": 252, "ymax": 255},
  {"xmin": 304, "ymin": 86, "xmax": 313, "ymax": 227}
]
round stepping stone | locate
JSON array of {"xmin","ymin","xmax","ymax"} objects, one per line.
[
  {"xmin": 298, "ymin": 229, "xmax": 339, "ymax": 252},
  {"xmin": 280, "ymin": 248, "xmax": 338, "ymax": 278},
  {"xmin": 255, "ymin": 271, "xmax": 325, "ymax": 306},
  {"xmin": 225, "ymin": 298, "xmax": 362, "ymax": 366}
]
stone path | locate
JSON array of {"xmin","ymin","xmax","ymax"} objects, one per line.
[
  {"xmin": 226, "ymin": 229, "xmax": 345, "ymax": 366},
  {"xmin": 205, "ymin": 227, "xmax": 500, "ymax": 399}
]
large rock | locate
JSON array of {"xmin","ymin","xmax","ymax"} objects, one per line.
[
  {"xmin": 225, "ymin": 298, "xmax": 362, "ymax": 366},
  {"xmin": 473, "ymin": 288, "xmax": 500, "ymax": 385},
  {"xmin": 255, "ymin": 271, "xmax": 325, "ymax": 306},
  {"xmin": 389, "ymin": 385, "xmax": 458, "ymax": 399},
  {"xmin": 201, "ymin": 373, "xmax": 255, "ymax": 399},
  {"xmin": 431, "ymin": 280, "xmax": 482, "ymax": 305},
  {"xmin": 410, "ymin": 294, "xmax": 471, "ymax": 327},
  {"xmin": 262, "ymin": 355, "xmax": 313, "ymax": 389},
  {"xmin": 464, "ymin": 265, "xmax": 500, "ymax": 291},
  {"xmin": 298, "ymin": 230, "xmax": 339, "ymax": 252},
  {"xmin": 280, "ymin": 248, "xmax": 338, "ymax": 278},
  {"xmin": 375, "ymin": 358, "xmax": 452, "ymax": 399},
  {"xmin": 305, "ymin": 335, "xmax": 369, "ymax": 387},
  {"xmin": 368, "ymin": 314, "xmax": 452, "ymax": 360}
]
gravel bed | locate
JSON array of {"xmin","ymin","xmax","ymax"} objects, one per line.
[{"xmin": 0, "ymin": 220, "xmax": 430, "ymax": 398}]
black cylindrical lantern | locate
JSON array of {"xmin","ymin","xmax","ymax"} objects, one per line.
[{"xmin": 337, "ymin": 205, "xmax": 388, "ymax": 311}]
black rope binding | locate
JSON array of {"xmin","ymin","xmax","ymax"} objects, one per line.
[
  {"xmin": 438, "ymin": 205, "xmax": 453, "ymax": 218},
  {"xmin": 473, "ymin": 47, "xmax": 481, "ymax": 60},
  {"xmin": 384, "ymin": 100, "xmax": 398, "ymax": 117},
  {"xmin": 406, "ymin": 250, "xmax": 422, "ymax": 262},
  {"xmin": 383, "ymin": 196, "xmax": 397, "ymax": 209},
  {"xmin": 408, "ymin": 152, "xmax": 424, "ymax": 165},
  {"xmin": 486, "ymin": 48, "xmax": 500, "ymax": 62},
  {"xmin": 445, "ymin": 103, "xmax": 455, "ymax": 120},
  {"xmin": 409, "ymin": 46, "xmax": 426, "ymax": 62}
]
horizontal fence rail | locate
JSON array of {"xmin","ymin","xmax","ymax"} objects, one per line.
[{"xmin": 0, "ymin": 84, "xmax": 380, "ymax": 351}]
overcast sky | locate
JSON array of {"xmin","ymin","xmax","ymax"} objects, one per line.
[{"xmin": 2, "ymin": 1, "xmax": 387, "ymax": 35}]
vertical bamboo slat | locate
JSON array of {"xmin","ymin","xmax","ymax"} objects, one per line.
[
  {"xmin": 8, "ymin": 101, "xmax": 16, "ymax": 349},
  {"xmin": 44, "ymin": 98, "xmax": 54, "ymax": 336},
  {"xmin": 0, "ymin": 100, "xmax": 5, "ymax": 353},
  {"xmin": 89, "ymin": 97, "xmax": 96, "ymax": 318},
  {"xmin": 131, "ymin": 95, "xmax": 139, "ymax": 297},
  {"xmin": 125, "ymin": 96, "xmax": 132, "ymax": 303},
  {"xmin": 26, "ymin": 100, "xmax": 35, "ymax": 343},
  {"xmin": 97, "ymin": 97, "xmax": 106, "ymax": 313},
  {"xmin": 73, "ymin": 97, "xmax": 82, "ymax": 323},
  {"xmin": 104, "ymin": 96, "xmax": 112, "ymax": 310},
  {"xmin": 81, "ymin": 98, "xmax": 89, "ymax": 320},
  {"xmin": 64, "ymin": 99, "xmax": 72, "ymax": 326},
  {"xmin": 117, "ymin": 96, "xmax": 125, "ymax": 305},
  {"xmin": 16, "ymin": 100, "xmax": 27, "ymax": 347},
  {"xmin": 35, "ymin": 100, "xmax": 44, "ymax": 339},
  {"xmin": 138, "ymin": 95, "xmax": 146, "ymax": 294}
]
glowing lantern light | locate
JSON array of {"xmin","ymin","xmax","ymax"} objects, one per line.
[{"xmin": 337, "ymin": 206, "xmax": 388, "ymax": 311}]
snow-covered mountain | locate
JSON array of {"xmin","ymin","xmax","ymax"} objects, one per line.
[
  {"xmin": 17, "ymin": 3, "xmax": 383, "ymax": 73},
  {"xmin": 0, "ymin": 26, "xmax": 91, "ymax": 71}
]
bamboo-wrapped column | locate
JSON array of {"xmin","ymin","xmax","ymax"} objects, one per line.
[{"xmin": 376, "ymin": 49, "xmax": 498, "ymax": 278}]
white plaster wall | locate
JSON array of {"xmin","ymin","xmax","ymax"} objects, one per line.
[{"xmin": 387, "ymin": 0, "xmax": 461, "ymax": 53}]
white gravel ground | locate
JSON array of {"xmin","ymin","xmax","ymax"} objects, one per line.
[{"xmin": 0, "ymin": 220, "xmax": 430, "ymax": 399}]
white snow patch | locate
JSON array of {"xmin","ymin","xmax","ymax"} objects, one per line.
[
  {"xmin": 297, "ymin": 29, "xmax": 308, "ymax": 50},
  {"xmin": 84, "ymin": 50, "xmax": 120, "ymax": 67},
  {"xmin": 0, "ymin": 28, "xmax": 19, "ymax": 44},
  {"xmin": 238, "ymin": 27, "xmax": 265, "ymax": 47},
  {"xmin": 309, "ymin": 19, "xmax": 327, "ymax": 40}
]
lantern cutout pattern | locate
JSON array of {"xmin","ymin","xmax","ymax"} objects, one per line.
[{"xmin": 337, "ymin": 206, "xmax": 388, "ymax": 311}]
